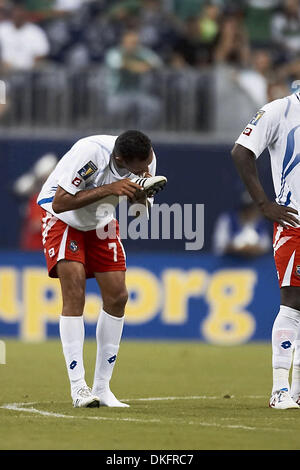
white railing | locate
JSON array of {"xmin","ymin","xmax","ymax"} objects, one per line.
[{"xmin": 0, "ymin": 65, "xmax": 215, "ymax": 133}]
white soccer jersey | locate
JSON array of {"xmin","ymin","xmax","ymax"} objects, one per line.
[
  {"xmin": 37, "ymin": 135, "xmax": 156, "ymax": 231},
  {"xmin": 236, "ymin": 92, "xmax": 300, "ymax": 216}
]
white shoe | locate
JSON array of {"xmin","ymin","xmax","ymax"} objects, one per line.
[
  {"xmin": 93, "ymin": 386, "xmax": 130, "ymax": 408},
  {"xmin": 72, "ymin": 386, "xmax": 100, "ymax": 408},
  {"xmin": 292, "ymin": 394, "xmax": 300, "ymax": 406},
  {"xmin": 132, "ymin": 175, "xmax": 167, "ymax": 198},
  {"xmin": 269, "ymin": 388, "xmax": 299, "ymax": 409}
]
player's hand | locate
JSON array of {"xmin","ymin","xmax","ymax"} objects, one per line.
[
  {"xmin": 108, "ymin": 179, "xmax": 142, "ymax": 201},
  {"xmin": 131, "ymin": 172, "xmax": 152, "ymax": 202},
  {"xmin": 260, "ymin": 201, "xmax": 299, "ymax": 228}
]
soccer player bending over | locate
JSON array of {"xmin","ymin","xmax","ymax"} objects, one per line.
[
  {"xmin": 37, "ymin": 130, "xmax": 166, "ymax": 408},
  {"xmin": 232, "ymin": 92, "xmax": 300, "ymax": 409}
]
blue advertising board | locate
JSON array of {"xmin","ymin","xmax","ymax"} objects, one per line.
[
  {"xmin": 0, "ymin": 251, "xmax": 279, "ymax": 343},
  {"xmin": 0, "ymin": 137, "xmax": 275, "ymax": 252}
]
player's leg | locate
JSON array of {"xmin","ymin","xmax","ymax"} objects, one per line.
[
  {"xmin": 57, "ymin": 260, "xmax": 100, "ymax": 408},
  {"xmin": 41, "ymin": 212, "xmax": 99, "ymax": 407},
  {"xmin": 270, "ymin": 228, "xmax": 300, "ymax": 408},
  {"xmin": 84, "ymin": 220, "xmax": 128, "ymax": 406},
  {"xmin": 271, "ymin": 287, "xmax": 300, "ymax": 391},
  {"xmin": 92, "ymin": 270, "xmax": 129, "ymax": 407},
  {"xmin": 292, "ymin": 326, "xmax": 300, "ymax": 404},
  {"xmin": 280, "ymin": 286, "xmax": 300, "ymax": 404}
]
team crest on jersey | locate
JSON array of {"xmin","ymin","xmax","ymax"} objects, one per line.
[
  {"xmin": 250, "ymin": 110, "xmax": 265, "ymax": 126},
  {"xmin": 296, "ymin": 265, "xmax": 300, "ymax": 277},
  {"xmin": 69, "ymin": 241, "xmax": 78, "ymax": 252},
  {"xmin": 78, "ymin": 161, "xmax": 98, "ymax": 180}
]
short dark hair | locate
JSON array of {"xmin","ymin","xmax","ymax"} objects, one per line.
[{"xmin": 114, "ymin": 130, "xmax": 152, "ymax": 162}]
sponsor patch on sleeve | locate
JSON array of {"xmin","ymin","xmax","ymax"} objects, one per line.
[
  {"xmin": 243, "ymin": 127, "xmax": 253, "ymax": 136},
  {"xmin": 72, "ymin": 177, "xmax": 82, "ymax": 187},
  {"xmin": 249, "ymin": 110, "xmax": 265, "ymax": 126},
  {"xmin": 78, "ymin": 161, "xmax": 98, "ymax": 180}
]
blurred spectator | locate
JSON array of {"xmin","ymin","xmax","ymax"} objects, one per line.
[
  {"xmin": 79, "ymin": 2, "xmax": 125, "ymax": 64},
  {"xmin": 214, "ymin": 14, "xmax": 250, "ymax": 66},
  {"xmin": 244, "ymin": 0, "xmax": 280, "ymax": 46},
  {"xmin": 54, "ymin": 0, "xmax": 87, "ymax": 13},
  {"xmin": 0, "ymin": 0, "xmax": 297, "ymax": 132},
  {"xmin": 170, "ymin": 0, "xmax": 205, "ymax": 20},
  {"xmin": 138, "ymin": 0, "xmax": 181, "ymax": 60},
  {"xmin": 267, "ymin": 76, "xmax": 290, "ymax": 101},
  {"xmin": 108, "ymin": 0, "xmax": 141, "ymax": 29},
  {"xmin": 24, "ymin": 0, "xmax": 86, "ymax": 23},
  {"xmin": 198, "ymin": 2, "xmax": 221, "ymax": 44},
  {"xmin": 212, "ymin": 191, "xmax": 272, "ymax": 258},
  {"xmin": 105, "ymin": 29, "xmax": 163, "ymax": 129},
  {"xmin": 276, "ymin": 56, "xmax": 300, "ymax": 89},
  {"xmin": 0, "ymin": 2, "xmax": 50, "ymax": 71},
  {"xmin": 174, "ymin": 3, "xmax": 221, "ymax": 66},
  {"xmin": 14, "ymin": 153, "xmax": 58, "ymax": 251},
  {"xmin": 271, "ymin": 0, "xmax": 300, "ymax": 59},
  {"xmin": 0, "ymin": 0, "xmax": 9, "ymax": 22},
  {"xmin": 236, "ymin": 49, "xmax": 273, "ymax": 107},
  {"xmin": 24, "ymin": 0, "xmax": 54, "ymax": 22}
]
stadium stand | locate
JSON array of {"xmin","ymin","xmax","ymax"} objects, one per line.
[{"xmin": 0, "ymin": 0, "xmax": 298, "ymax": 133}]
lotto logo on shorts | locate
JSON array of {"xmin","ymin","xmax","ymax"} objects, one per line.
[{"xmin": 69, "ymin": 241, "xmax": 78, "ymax": 252}]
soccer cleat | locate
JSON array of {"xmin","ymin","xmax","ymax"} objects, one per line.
[
  {"xmin": 132, "ymin": 175, "xmax": 167, "ymax": 198},
  {"xmin": 72, "ymin": 386, "xmax": 100, "ymax": 408},
  {"xmin": 93, "ymin": 386, "xmax": 130, "ymax": 408},
  {"xmin": 292, "ymin": 395, "xmax": 300, "ymax": 406},
  {"xmin": 269, "ymin": 388, "xmax": 299, "ymax": 409}
]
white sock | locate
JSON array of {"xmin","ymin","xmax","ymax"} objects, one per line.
[
  {"xmin": 272, "ymin": 368, "xmax": 290, "ymax": 394},
  {"xmin": 92, "ymin": 310, "xmax": 124, "ymax": 398},
  {"xmin": 291, "ymin": 335, "xmax": 300, "ymax": 399},
  {"xmin": 272, "ymin": 305, "xmax": 300, "ymax": 394},
  {"xmin": 59, "ymin": 315, "xmax": 86, "ymax": 397}
]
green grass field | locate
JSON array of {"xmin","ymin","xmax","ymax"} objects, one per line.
[{"xmin": 1, "ymin": 339, "xmax": 300, "ymax": 450}]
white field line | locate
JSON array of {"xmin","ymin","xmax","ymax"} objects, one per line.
[
  {"xmin": 1, "ymin": 403, "xmax": 160, "ymax": 424},
  {"xmin": 0, "ymin": 395, "xmax": 265, "ymax": 407},
  {"xmin": 123, "ymin": 395, "xmax": 220, "ymax": 402},
  {"xmin": 0, "ymin": 396, "xmax": 285, "ymax": 432},
  {"xmin": 123, "ymin": 395, "xmax": 268, "ymax": 401}
]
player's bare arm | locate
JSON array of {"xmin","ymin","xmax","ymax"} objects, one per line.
[
  {"xmin": 231, "ymin": 143, "xmax": 299, "ymax": 228},
  {"xmin": 52, "ymin": 179, "xmax": 142, "ymax": 213}
]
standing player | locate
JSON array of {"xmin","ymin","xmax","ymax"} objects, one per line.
[
  {"xmin": 37, "ymin": 130, "xmax": 166, "ymax": 408},
  {"xmin": 231, "ymin": 91, "xmax": 300, "ymax": 409}
]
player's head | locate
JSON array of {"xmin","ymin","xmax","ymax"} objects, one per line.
[
  {"xmin": 113, "ymin": 130, "xmax": 153, "ymax": 176},
  {"xmin": 10, "ymin": 0, "xmax": 28, "ymax": 27}
]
